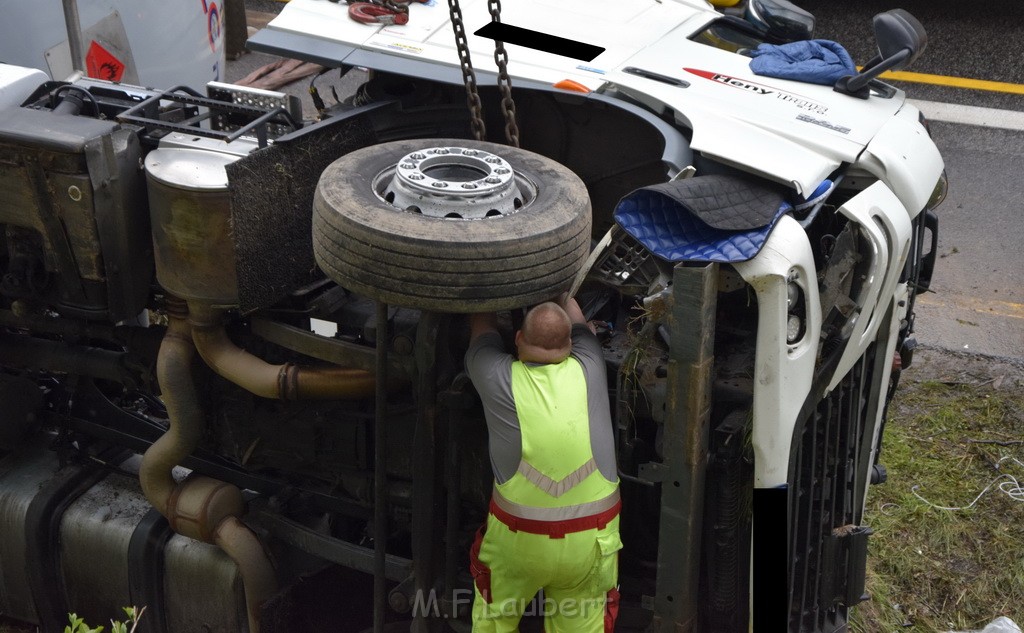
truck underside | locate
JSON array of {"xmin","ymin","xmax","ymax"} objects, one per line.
[{"xmin": 0, "ymin": 47, "xmax": 938, "ymax": 632}]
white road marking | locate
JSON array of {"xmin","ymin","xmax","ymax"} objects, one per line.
[{"xmin": 909, "ymin": 99, "xmax": 1024, "ymax": 132}]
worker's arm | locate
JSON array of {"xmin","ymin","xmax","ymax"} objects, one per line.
[
  {"xmin": 469, "ymin": 312, "xmax": 499, "ymax": 342},
  {"xmin": 557, "ymin": 293, "xmax": 590, "ymax": 329}
]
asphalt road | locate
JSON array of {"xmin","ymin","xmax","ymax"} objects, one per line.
[
  {"xmin": 916, "ymin": 123, "xmax": 1024, "ymax": 359},
  {"xmin": 798, "ymin": 1, "xmax": 1024, "ymax": 359},
  {"xmin": 235, "ymin": 0, "xmax": 1024, "ymax": 359},
  {"xmin": 802, "ymin": 0, "xmax": 1024, "ymax": 112}
]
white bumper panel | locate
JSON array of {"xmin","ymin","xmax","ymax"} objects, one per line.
[
  {"xmin": 829, "ymin": 182, "xmax": 913, "ymax": 392},
  {"xmin": 733, "ymin": 215, "xmax": 821, "ymax": 488},
  {"xmin": 734, "ymin": 180, "xmax": 912, "ymax": 488}
]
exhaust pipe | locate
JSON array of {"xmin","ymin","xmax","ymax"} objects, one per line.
[
  {"xmin": 140, "ymin": 301, "xmax": 277, "ymax": 632},
  {"xmin": 188, "ymin": 303, "xmax": 376, "ymax": 400}
]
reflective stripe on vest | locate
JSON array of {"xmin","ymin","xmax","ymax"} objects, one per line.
[
  {"xmin": 492, "ymin": 486, "xmax": 620, "ymax": 522},
  {"xmin": 516, "ymin": 457, "xmax": 598, "ymax": 498}
]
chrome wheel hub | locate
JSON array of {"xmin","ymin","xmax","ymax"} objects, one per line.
[{"xmin": 376, "ymin": 146, "xmax": 530, "ymax": 219}]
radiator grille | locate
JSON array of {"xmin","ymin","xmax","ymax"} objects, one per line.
[{"xmin": 788, "ymin": 345, "xmax": 877, "ymax": 633}]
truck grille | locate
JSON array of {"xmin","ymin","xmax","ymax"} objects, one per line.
[{"xmin": 788, "ymin": 346, "xmax": 878, "ymax": 633}]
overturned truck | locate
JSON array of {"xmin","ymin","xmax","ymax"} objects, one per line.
[{"xmin": 0, "ymin": 0, "xmax": 946, "ymax": 631}]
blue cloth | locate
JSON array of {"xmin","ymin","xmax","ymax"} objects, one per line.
[
  {"xmin": 748, "ymin": 40, "xmax": 855, "ymax": 85},
  {"xmin": 794, "ymin": 179, "xmax": 834, "ymax": 211}
]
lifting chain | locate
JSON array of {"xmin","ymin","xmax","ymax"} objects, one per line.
[
  {"xmin": 488, "ymin": 0, "xmax": 520, "ymax": 148},
  {"xmin": 445, "ymin": 0, "xmax": 520, "ymax": 147},
  {"xmin": 446, "ymin": 0, "xmax": 486, "ymax": 141}
]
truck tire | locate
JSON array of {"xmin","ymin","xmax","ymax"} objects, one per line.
[{"xmin": 312, "ymin": 138, "xmax": 591, "ymax": 313}]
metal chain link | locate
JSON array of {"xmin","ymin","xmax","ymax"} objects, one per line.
[
  {"xmin": 488, "ymin": 0, "xmax": 520, "ymax": 147},
  {"xmin": 446, "ymin": 0, "xmax": 486, "ymax": 141}
]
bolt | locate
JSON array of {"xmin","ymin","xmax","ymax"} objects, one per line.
[
  {"xmin": 462, "ymin": 149, "xmax": 478, "ymax": 156},
  {"xmin": 431, "ymin": 181, "xmax": 449, "ymax": 188},
  {"xmin": 408, "ymin": 174, "xmax": 424, "ymax": 180},
  {"xmin": 461, "ymin": 183, "xmax": 478, "ymax": 189},
  {"xmin": 392, "ymin": 335, "xmax": 414, "ymax": 355},
  {"xmin": 485, "ymin": 177, "xmax": 501, "ymax": 184},
  {"xmin": 485, "ymin": 156, "xmax": 501, "ymax": 163},
  {"xmin": 400, "ymin": 162, "xmax": 416, "ymax": 170},
  {"xmin": 410, "ymin": 153, "xmax": 425, "ymax": 160},
  {"xmin": 389, "ymin": 591, "xmax": 410, "ymax": 613}
]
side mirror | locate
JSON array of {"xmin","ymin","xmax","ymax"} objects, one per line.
[
  {"xmin": 744, "ymin": 0, "xmax": 815, "ymax": 43},
  {"xmin": 835, "ymin": 9, "xmax": 928, "ymax": 98}
]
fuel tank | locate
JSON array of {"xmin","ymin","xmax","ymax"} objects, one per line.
[{"xmin": 0, "ymin": 440, "xmax": 248, "ymax": 632}]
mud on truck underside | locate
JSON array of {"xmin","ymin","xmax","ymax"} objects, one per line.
[{"xmin": 0, "ymin": 4, "xmax": 944, "ymax": 631}]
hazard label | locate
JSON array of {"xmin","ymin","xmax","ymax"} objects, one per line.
[{"xmin": 85, "ymin": 41, "xmax": 125, "ymax": 82}]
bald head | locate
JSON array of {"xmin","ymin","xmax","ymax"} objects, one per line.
[{"xmin": 515, "ymin": 302, "xmax": 573, "ymax": 364}]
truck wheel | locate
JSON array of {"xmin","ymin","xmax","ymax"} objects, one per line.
[{"xmin": 313, "ymin": 138, "xmax": 591, "ymax": 312}]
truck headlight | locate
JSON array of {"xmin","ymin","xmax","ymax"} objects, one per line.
[
  {"xmin": 926, "ymin": 171, "xmax": 948, "ymax": 210},
  {"xmin": 786, "ymin": 280, "xmax": 806, "ymax": 344}
]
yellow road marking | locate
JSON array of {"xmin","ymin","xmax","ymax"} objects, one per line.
[
  {"xmin": 917, "ymin": 294, "xmax": 1024, "ymax": 320},
  {"xmin": 871, "ymin": 69, "xmax": 1024, "ymax": 95}
]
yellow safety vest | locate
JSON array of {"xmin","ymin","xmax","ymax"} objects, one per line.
[{"xmin": 493, "ymin": 358, "xmax": 619, "ymax": 524}]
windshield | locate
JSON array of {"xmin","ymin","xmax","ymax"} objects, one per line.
[{"xmin": 691, "ymin": 18, "xmax": 765, "ymax": 55}]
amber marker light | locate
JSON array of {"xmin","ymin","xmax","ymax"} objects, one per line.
[{"xmin": 553, "ymin": 79, "xmax": 591, "ymax": 93}]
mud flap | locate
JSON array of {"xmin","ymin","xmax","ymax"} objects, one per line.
[
  {"xmin": 821, "ymin": 524, "xmax": 872, "ymax": 607},
  {"xmin": 917, "ymin": 209, "xmax": 939, "ymax": 292}
]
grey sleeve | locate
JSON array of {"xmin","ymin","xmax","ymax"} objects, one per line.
[
  {"xmin": 570, "ymin": 323, "xmax": 604, "ymax": 370},
  {"xmin": 571, "ymin": 324, "xmax": 618, "ymax": 482},
  {"xmin": 464, "ymin": 332, "xmax": 522, "ymax": 484}
]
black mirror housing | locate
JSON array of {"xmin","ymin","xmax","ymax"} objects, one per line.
[
  {"xmin": 874, "ymin": 9, "xmax": 927, "ymax": 68},
  {"xmin": 834, "ymin": 9, "xmax": 928, "ymax": 99}
]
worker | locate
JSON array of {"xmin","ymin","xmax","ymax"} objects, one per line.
[{"xmin": 465, "ymin": 294, "xmax": 621, "ymax": 633}]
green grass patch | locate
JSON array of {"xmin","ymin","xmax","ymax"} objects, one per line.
[{"xmin": 852, "ymin": 379, "xmax": 1024, "ymax": 632}]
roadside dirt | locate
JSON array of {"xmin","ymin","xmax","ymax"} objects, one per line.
[{"xmin": 905, "ymin": 346, "xmax": 1024, "ymax": 392}]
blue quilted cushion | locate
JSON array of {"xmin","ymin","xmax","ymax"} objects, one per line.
[{"xmin": 615, "ymin": 189, "xmax": 793, "ymax": 263}]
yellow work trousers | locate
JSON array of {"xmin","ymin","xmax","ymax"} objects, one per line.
[{"xmin": 470, "ymin": 514, "xmax": 622, "ymax": 633}]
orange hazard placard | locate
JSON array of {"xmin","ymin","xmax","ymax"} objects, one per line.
[{"xmin": 85, "ymin": 41, "xmax": 125, "ymax": 82}]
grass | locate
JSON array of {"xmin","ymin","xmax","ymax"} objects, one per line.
[{"xmin": 851, "ymin": 377, "xmax": 1024, "ymax": 632}]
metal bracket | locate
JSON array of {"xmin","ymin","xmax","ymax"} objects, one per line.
[{"xmin": 637, "ymin": 461, "xmax": 669, "ymax": 484}]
